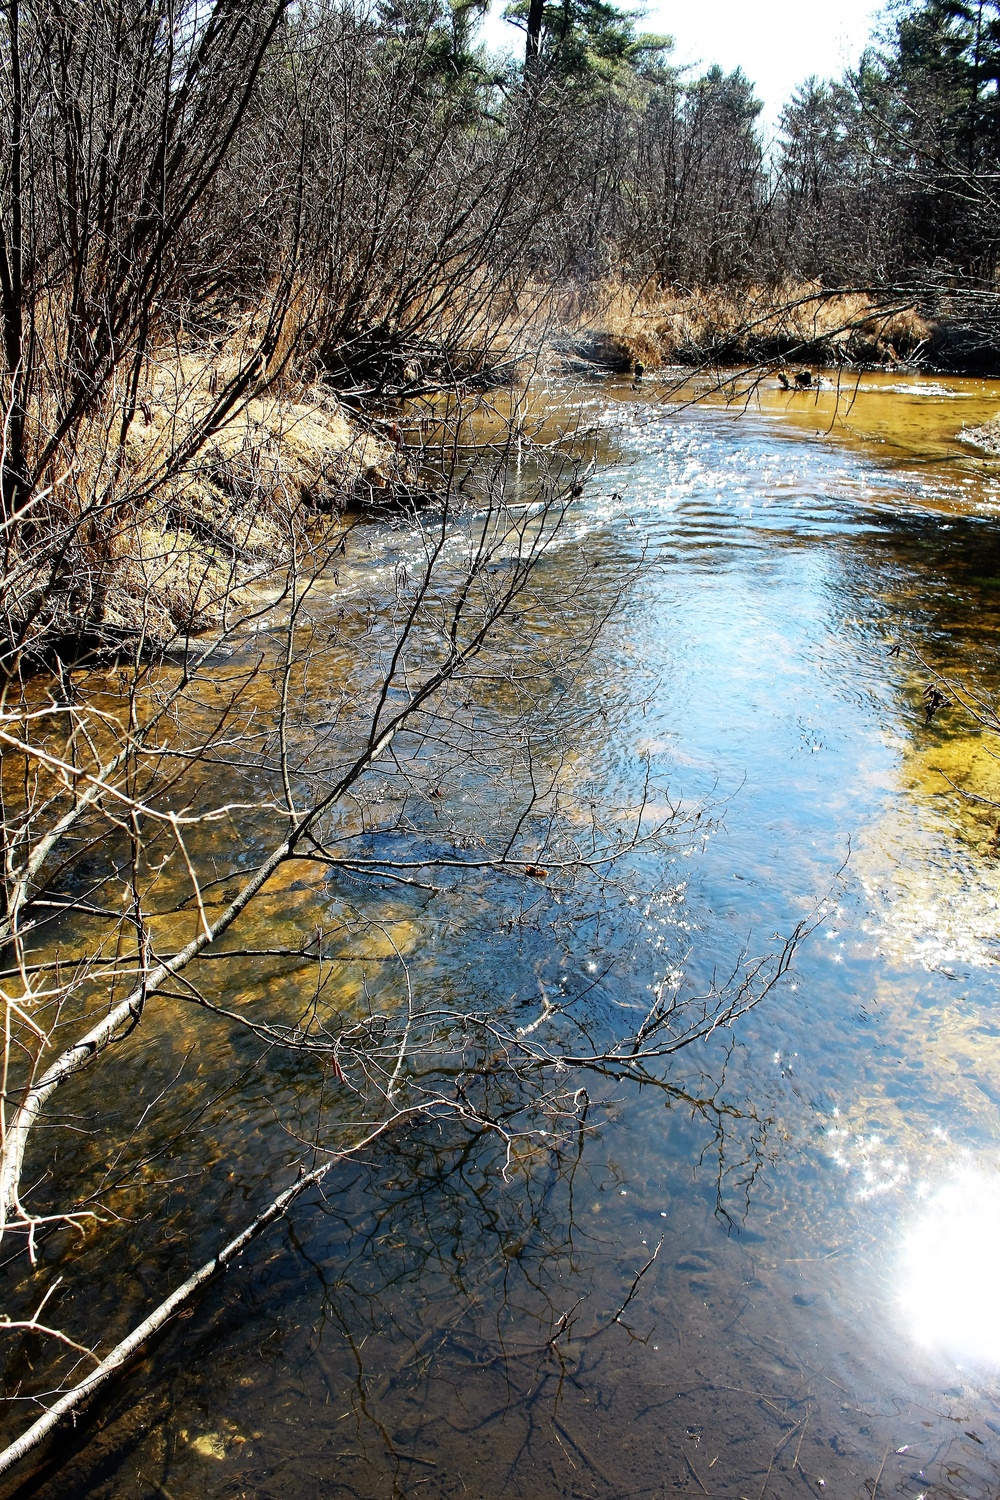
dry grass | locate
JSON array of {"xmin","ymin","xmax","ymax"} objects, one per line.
[
  {"xmin": 6, "ymin": 338, "xmax": 400, "ymax": 655},
  {"xmin": 5, "ymin": 276, "xmax": 550, "ymax": 659},
  {"xmin": 572, "ymin": 281, "xmax": 933, "ymax": 371}
]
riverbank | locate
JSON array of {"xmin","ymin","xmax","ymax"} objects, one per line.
[
  {"xmin": 960, "ymin": 412, "xmax": 1000, "ymax": 455},
  {"xmin": 13, "ymin": 284, "xmax": 1000, "ymax": 665},
  {"xmin": 562, "ymin": 281, "xmax": 1000, "ymax": 376},
  {"xmin": 6, "ymin": 370, "xmax": 405, "ymax": 661}
]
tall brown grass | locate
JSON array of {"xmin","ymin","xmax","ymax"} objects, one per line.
[
  {"xmin": 586, "ymin": 281, "xmax": 934, "ymax": 370},
  {"xmin": 3, "ymin": 331, "xmax": 400, "ymax": 658}
]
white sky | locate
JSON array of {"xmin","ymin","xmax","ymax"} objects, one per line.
[
  {"xmin": 655, "ymin": 0, "xmax": 886, "ymax": 130},
  {"xmin": 484, "ymin": 0, "xmax": 888, "ymax": 133}
]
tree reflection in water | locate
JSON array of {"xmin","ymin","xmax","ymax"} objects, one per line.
[{"xmin": 20, "ymin": 1047, "xmax": 777, "ymax": 1499}]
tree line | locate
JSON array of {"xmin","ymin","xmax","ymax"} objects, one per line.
[
  {"xmin": 522, "ymin": 0, "xmax": 1000, "ymax": 294},
  {"xmin": 4, "ymin": 0, "xmax": 1000, "ymax": 536}
]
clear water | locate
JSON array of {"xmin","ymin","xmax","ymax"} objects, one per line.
[{"xmin": 10, "ymin": 371, "xmax": 1000, "ymax": 1500}]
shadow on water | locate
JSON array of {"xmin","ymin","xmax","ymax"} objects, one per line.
[
  {"xmin": 15, "ymin": 1060, "xmax": 783, "ymax": 1499},
  {"xmin": 10, "ymin": 372, "xmax": 1000, "ymax": 1497}
]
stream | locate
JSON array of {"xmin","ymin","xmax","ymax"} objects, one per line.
[{"xmin": 14, "ymin": 368, "xmax": 1000, "ymax": 1500}]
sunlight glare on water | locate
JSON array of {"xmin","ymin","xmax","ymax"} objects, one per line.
[{"xmin": 900, "ymin": 1166, "xmax": 1000, "ymax": 1365}]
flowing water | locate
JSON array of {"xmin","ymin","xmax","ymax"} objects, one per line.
[{"xmin": 11, "ymin": 369, "xmax": 1000, "ymax": 1500}]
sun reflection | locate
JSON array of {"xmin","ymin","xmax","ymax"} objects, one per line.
[{"xmin": 900, "ymin": 1167, "xmax": 1000, "ymax": 1364}]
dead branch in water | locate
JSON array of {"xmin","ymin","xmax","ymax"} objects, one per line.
[{"xmin": 0, "ymin": 389, "xmax": 809, "ymax": 1482}]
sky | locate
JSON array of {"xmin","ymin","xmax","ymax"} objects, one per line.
[
  {"xmin": 654, "ymin": 0, "xmax": 886, "ymax": 130},
  {"xmin": 484, "ymin": 0, "xmax": 888, "ymax": 133}
]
